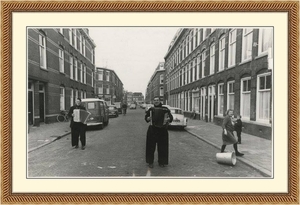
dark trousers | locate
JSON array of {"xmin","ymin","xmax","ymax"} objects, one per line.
[
  {"xmin": 236, "ymin": 131, "xmax": 241, "ymax": 143},
  {"xmin": 146, "ymin": 125, "xmax": 169, "ymax": 165},
  {"xmin": 71, "ymin": 123, "xmax": 86, "ymax": 147}
]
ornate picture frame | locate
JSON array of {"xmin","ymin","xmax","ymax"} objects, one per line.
[{"xmin": 1, "ymin": 1, "xmax": 298, "ymax": 204}]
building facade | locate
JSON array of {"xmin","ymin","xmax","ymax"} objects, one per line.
[
  {"xmin": 145, "ymin": 62, "xmax": 165, "ymax": 104},
  {"xmin": 94, "ymin": 67, "xmax": 124, "ymax": 105},
  {"xmin": 164, "ymin": 28, "xmax": 273, "ymax": 139},
  {"xmin": 28, "ymin": 28, "xmax": 96, "ymax": 126}
]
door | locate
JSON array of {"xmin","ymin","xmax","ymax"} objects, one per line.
[
  {"xmin": 208, "ymin": 85, "xmax": 215, "ymax": 122},
  {"xmin": 28, "ymin": 82, "xmax": 33, "ymax": 125},
  {"xmin": 39, "ymin": 84, "xmax": 45, "ymax": 122}
]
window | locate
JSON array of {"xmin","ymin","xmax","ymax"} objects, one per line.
[
  {"xmin": 75, "ymin": 89, "xmax": 78, "ymax": 100},
  {"xmin": 98, "ymin": 70, "xmax": 103, "ymax": 80},
  {"xmin": 106, "ymin": 85, "xmax": 110, "ymax": 94},
  {"xmin": 228, "ymin": 29, "xmax": 237, "ymax": 67},
  {"xmin": 257, "ymin": 74, "xmax": 271, "ymax": 122},
  {"xmin": 39, "ymin": 34, "xmax": 47, "ymax": 69},
  {"xmin": 80, "ymin": 90, "xmax": 83, "ymax": 99},
  {"xmin": 201, "ymin": 50, "xmax": 206, "ymax": 78},
  {"xmin": 60, "ymin": 87, "xmax": 65, "ymax": 110},
  {"xmin": 69, "ymin": 56, "xmax": 73, "ymax": 79},
  {"xmin": 160, "ymin": 74, "xmax": 164, "ymax": 84},
  {"xmin": 203, "ymin": 28, "xmax": 207, "ymax": 39},
  {"xmin": 106, "ymin": 71, "xmax": 110, "ymax": 82},
  {"xmin": 210, "ymin": 43, "xmax": 215, "ymax": 75},
  {"xmin": 72, "ymin": 29, "xmax": 77, "ymax": 48},
  {"xmin": 69, "ymin": 29, "xmax": 73, "ymax": 45},
  {"xmin": 160, "ymin": 86, "xmax": 164, "ymax": 96},
  {"xmin": 83, "ymin": 65, "xmax": 86, "ymax": 84},
  {"xmin": 74, "ymin": 59, "xmax": 78, "ymax": 81},
  {"xmin": 82, "ymin": 38, "xmax": 86, "ymax": 56},
  {"xmin": 79, "ymin": 34, "xmax": 82, "ymax": 54},
  {"xmin": 241, "ymin": 77, "xmax": 251, "ymax": 119},
  {"xmin": 219, "ymin": 35, "xmax": 226, "ymax": 71},
  {"xmin": 197, "ymin": 56, "xmax": 200, "ymax": 80},
  {"xmin": 59, "ymin": 48, "xmax": 64, "ymax": 73},
  {"xmin": 242, "ymin": 28, "xmax": 253, "ymax": 61},
  {"xmin": 218, "ymin": 83, "xmax": 224, "ymax": 115},
  {"xmin": 193, "ymin": 58, "xmax": 197, "ymax": 81},
  {"xmin": 70, "ymin": 88, "xmax": 74, "ymax": 106},
  {"xmin": 227, "ymin": 81, "xmax": 235, "ymax": 110},
  {"xmin": 79, "ymin": 63, "xmax": 83, "ymax": 83},
  {"xmin": 258, "ymin": 28, "xmax": 273, "ymax": 55},
  {"xmin": 98, "ymin": 84, "xmax": 103, "ymax": 94}
]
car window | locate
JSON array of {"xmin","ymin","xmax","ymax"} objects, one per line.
[{"xmin": 87, "ymin": 102, "xmax": 96, "ymax": 109}]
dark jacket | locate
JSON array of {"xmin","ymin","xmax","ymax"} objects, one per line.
[{"xmin": 234, "ymin": 119, "xmax": 243, "ymax": 132}]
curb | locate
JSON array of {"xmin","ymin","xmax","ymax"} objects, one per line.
[
  {"xmin": 28, "ymin": 131, "xmax": 71, "ymax": 153},
  {"xmin": 185, "ymin": 129, "xmax": 272, "ymax": 177}
]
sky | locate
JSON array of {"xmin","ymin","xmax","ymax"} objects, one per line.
[{"xmin": 88, "ymin": 27, "xmax": 179, "ymax": 97}]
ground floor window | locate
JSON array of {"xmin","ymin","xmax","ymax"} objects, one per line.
[
  {"xmin": 241, "ymin": 77, "xmax": 251, "ymax": 119},
  {"xmin": 218, "ymin": 83, "xmax": 224, "ymax": 115},
  {"xmin": 256, "ymin": 73, "xmax": 271, "ymax": 123},
  {"xmin": 227, "ymin": 81, "xmax": 235, "ymax": 110},
  {"xmin": 60, "ymin": 86, "xmax": 65, "ymax": 110}
]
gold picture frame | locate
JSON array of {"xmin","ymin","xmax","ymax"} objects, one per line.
[{"xmin": 1, "ymin": 1, "xmax": 299, "ymax": 204}]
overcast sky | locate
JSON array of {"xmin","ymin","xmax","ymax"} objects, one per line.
[{"xmin": 88, "ymin": 27, "xmax": 179, "ymax": 96}]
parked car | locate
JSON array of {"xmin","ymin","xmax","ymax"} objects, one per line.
[
  {"xmin": 81, "ymin": 98, "xmax": 109, "ymax": 129},
  {"xmin": 145, "ymin": 104, "xmax": 154, "ymax": 112},
  {"xmin": 140, "ymin": 103, "xmax": 146, "ymax": 109},
  {"xmin": 130, "ymin": 103, "xmax": 137, "ymax": 109},
  {"xmin": 167, "ymin": 107, "xmax": 188, "ymax": 129},
  {"xmin": 113, "ymin": 102, "xmax": 122, "ymax": 114},
  {"xmin": 108, "ymin": 105, "xmax": 119, "ymax": 117}
]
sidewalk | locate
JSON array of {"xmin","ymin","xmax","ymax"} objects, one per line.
[
  {"xmin": 185, "ymin": 118, "xmax": 272, "ymax": 177},
  {"xmin": 28, "ymin": 121, "xmax": 71, "ymax": 153},
  {"xmin": 27, "ymin": 118, "xmax": 272, "ymax": 177}
]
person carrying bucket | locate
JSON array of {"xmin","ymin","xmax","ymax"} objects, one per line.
[{"xmin": 220, "ymin": 109, "xmax": 244, "ymax": 157}]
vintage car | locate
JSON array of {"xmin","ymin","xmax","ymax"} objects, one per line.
[
  {"xmin": 167, "ymin": 107, "xmax": 188, "ymax": 129},
  {"xmin": 81, "ymin": 98, "xmax": 109, "ymax": 129},
  {"xmin": 129, "ymin": 103, "xmax": 137, "ymax": 109},
  {"xmin": 108, "ymin": 105, "xmax": 119, "ymax": 117}
]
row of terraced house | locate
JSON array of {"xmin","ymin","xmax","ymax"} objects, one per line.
[
  {"xmin": 146, "ymin": 28, "xmax": 273, "ymax": 139},
  {"xmin": 28, "ymin": 28, "xmax": 124, "ymax": 126}
]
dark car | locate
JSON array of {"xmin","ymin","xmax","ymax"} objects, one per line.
[{"xmin": 108, "ymin": 105, "xmax": 119, "ymax": 117}]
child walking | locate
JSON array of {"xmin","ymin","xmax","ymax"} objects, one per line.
[{"xmin": 235, "ymin": 115, "xmax": 242, "ymax": 144}]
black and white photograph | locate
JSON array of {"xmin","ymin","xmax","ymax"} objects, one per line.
[{"xmin": 27, "ymin": 27, "xmax": 274, "ymax": 178}]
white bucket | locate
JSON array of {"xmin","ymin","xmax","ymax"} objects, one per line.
[{"xmin": 216, "ymin": 152, "xmax": 236, "ymax": 166}]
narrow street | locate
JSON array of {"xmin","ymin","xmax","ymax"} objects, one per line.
[{"xmin": 28, "ymin": 108, "xmax": 265, "ymax": 178}]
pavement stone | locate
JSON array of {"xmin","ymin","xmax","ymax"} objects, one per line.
[{"xmin": 27, "ymin": 118, "xmax": 272, "ymax": 177}]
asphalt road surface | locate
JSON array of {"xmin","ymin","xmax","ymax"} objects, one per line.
[{"xmin": 28, "ymin": 108, "xmax": 265, "ymax": 178}]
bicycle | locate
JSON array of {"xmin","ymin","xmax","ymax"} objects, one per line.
[{"xmin": 57, "ymin": 110, "xmax": 69, "ymax": 122}]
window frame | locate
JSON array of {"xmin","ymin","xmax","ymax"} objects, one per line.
[
  {"xmin": 227, "ymin": 81, "xmax": 235, "ymax": 110},
  {"xmin": 210, "ymin": 43, "xmax": 215, "ymax": 75},
  {"xmin": 59, "ymin": 48, "xmax": 64, "ymax": 73},
  {"xmin": 39, "ymin": 34, "xmax": 47, "ymax": 69},
  {"xmin": 256, "ymin": 73, "xmax": 272, "ymax": 123},
  {"xmin": 228, "ymin": 29, "xmax": 237, "ymax": 67},
  {"xmin": 219, "ymin": 35, "xmax": 226, "ymax": 72},
  {"xmin": 242, "ymin": 28, "xmax": 254, "ymax": 62},
  {"xmin": 240, "ymin": 77, "xmax": 251, "ymax": 120},
  {"xmin": 218, "ymin": 83, "xmax": 224, "ymax": 115}
]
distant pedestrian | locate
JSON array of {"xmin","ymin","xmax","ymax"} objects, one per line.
[
  {"xmin": 68, "ymin": 97, "xmax": 87, "ymax": 150},
  {"xmin": 234, "ymin": 115, "xmax": 243, "ymax": 144},
  {"xmin": 145, "ymin": 96, "xmax": 173, "ymax": 168},
  {"xmin": 220, "ymin": 109, "xmax": 244, "ymax": 156},
  {"xmin": 122, "ymin": 103, "xmax": 127, "ymax": 115}
]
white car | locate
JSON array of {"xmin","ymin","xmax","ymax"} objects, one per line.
[{"xmin": 168, "ymin": 107, "xmax": 188, "ymax": 129}]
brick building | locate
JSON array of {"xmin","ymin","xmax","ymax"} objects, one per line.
[
  {"xmin": 164, "ymin": 28, "xmax": 273, "ymax": 139},
  {"xmin": 28, "ymin": 28, "xmax": 96, "ymax": 126},
  {"xmin": 145, "ymin": 62, "xmax": 165, "ymax": 103},
  {"xmin": 94, "ymin": 67, "xmax": 124, "ymax": 105}
]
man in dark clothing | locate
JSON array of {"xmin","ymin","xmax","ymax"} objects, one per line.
[
  {"xmin": 122, "ymin": 103, "xmax": 127, "ymax": 115},
  {"xmin": 68, "ymin": 97, "xmax": 87, "ymax": 150},
  {"xmin": 145, "ymin": 97, "xmax": 173, "ymax": 168}
]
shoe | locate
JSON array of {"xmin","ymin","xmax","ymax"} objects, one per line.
[
  {"xmin": 236, "ymin": 152, "xmax": 244, "ymax": 156},
  {"xmin": 81, "ymin": 146, "xmax": 85, "ymax": 150},
  {"xmin": 148, "ymin": 163, "xmax": 153, "ymax": 168},
  {"xmin": 75, "ymin": 145, "xmax": 79, "ymax": 148}
]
